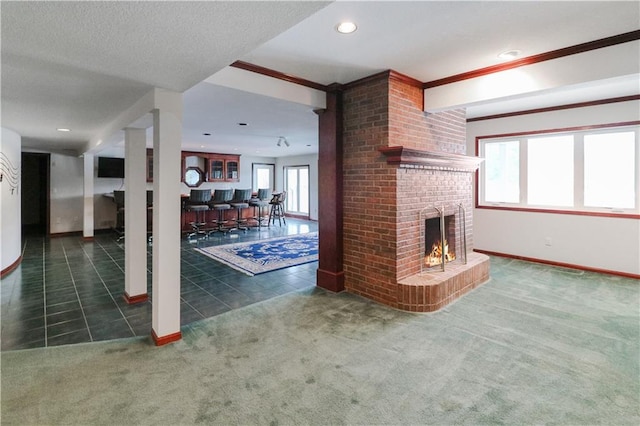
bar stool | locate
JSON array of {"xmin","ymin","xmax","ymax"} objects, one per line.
[
  {"xmin": 268, "ymin": 191, "xmax": 287, "ymax": 226},
  {"xmin": 184, "ymin": 189, "xmax": 211, "ymax": 240},
  {"xmin": 208, "ymin": 189, "xmax": 233, "ymax": 235},
  {"xmin": 228, "ymin": 189, "xmax": 253, "ymax": 233},
  {"xmin": 113, "ymin": 190, "xmax": 126, "ymax": 241},
  {"xmin": 249, "ymin": 188, "xmax": 270, "ymax": 230}
]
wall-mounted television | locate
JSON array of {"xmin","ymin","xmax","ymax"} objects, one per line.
[{"xmin": 97, "ymin": 157, "xmax": 125, "ymax": 178}]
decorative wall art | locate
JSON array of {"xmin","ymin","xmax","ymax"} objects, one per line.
[{"xmin": 0, "ymin": 152, "xmax": 19, "ymax": 195}]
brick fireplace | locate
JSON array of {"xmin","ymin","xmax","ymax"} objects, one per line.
[{"xmin": 341, "ymin": 71, "xmax": 490, "ymax": 312}]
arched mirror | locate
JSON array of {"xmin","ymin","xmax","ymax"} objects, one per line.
[{"xmin": 184, "ymin": 166, "xmax": 204, "ymax": 187}]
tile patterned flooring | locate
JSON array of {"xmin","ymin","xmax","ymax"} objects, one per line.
[{"xmin": 1, "ymin": 219, "xmax": 318, "ymax": 351}]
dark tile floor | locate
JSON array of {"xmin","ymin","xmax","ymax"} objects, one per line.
[{"xmin": 1, "ymin": 219, "xmax": 318, "ymax": 351}]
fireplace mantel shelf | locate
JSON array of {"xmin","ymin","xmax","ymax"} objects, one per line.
[{"xmin": 379, "ymin": 146, "xmax": 484, "ymax": 172}]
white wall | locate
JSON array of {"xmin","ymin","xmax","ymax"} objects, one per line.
[
  {"xmin": 467, "ymin": 99, "xmax": 640, "ymax": 275},
  {"xmin": 93, "ymin": 180, "xmax": 124, "ymax": 230},
  {"xmin": 47, "ymin": 151, "xmax": 316, "ymax": 235},
  {"xmin": 275, "ymin": 154, "xmax": 319, "ymax": 221},
  {"xmin": 1, "ymin": 128, "xmax": 22, "ymax": 272},
  {"xmin": 50, "ymin": 153, "xmax": 84, "ymax": 234}
]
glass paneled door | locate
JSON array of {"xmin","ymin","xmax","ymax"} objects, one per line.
[{"xmin": 284, "ymin": 165, "xmax": 309, "ymax": 216}]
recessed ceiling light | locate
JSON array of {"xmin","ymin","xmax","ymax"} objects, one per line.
[
  {"xmin": 498, "ymin": 50, "xmax": 521, "ymax": 61},
  {"xmin": 336, "ymin": 22, "xmax": 357, "ymax": 34},
  {"xmin": 57, "ymin": 128, "xmax": 71, "ymax": 132}
]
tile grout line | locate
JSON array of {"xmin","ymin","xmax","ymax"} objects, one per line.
[
  {"xmin": 88, "ymin": 239, "xmax": 136, "ymax": 336},
  {"xmin": 61, "ymin": 241, "xmax": 93, "ymax": 342},
  {"xmin": 178, "ymin": 256, "xmax": 235, "ymax": 309},
  {"xmin": 181, "ymin": 274, "xmax": 232, "ymax": 311},
  {"xmin": 99, "ymin": 238, "xmax": 126, "ymax": 275},
  {"xmin": 39, "ymin": 237, "xmax": 48, "ymax": 347},
  {"xmin": 2, "ymin": 222, "xmax": 316, "ymax": 350}
]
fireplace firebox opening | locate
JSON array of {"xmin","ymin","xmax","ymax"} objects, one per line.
[
  {"xmin": 425, "ymin": 215, "xmax": 456, "ymax": 268},
  {"xmin": 420, "ymin": 204, "xmax": 468, "ymax": 273}
]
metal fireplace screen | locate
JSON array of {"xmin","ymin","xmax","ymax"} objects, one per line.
[{"xmin": 421, "ymin": 205, "xmax": 467, "ymax": 273}]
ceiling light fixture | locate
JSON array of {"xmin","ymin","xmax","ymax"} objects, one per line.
[
  {"xmin": 277, "ymin": 136, "xmax": 290, "ymax": 147},
  {"xmin": 498, "ymin": 50, "xmax": 521, "ymax": 61},
  {"xmin": 57, "ymin": 128, "xmax": 71, "ymax": 132},
  {"xmin": 336, "ymin": 22, "xmax": 357, "ymax": 34}
]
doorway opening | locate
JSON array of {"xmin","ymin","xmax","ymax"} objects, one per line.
[
  {"xmin": 252, "ymin": 163, "xmax": 275, "ymax": 193},
  {"xmin": 284, "ymin": 165, "xmax": 309, "ymax": 217},
  {"xmin": 21, "ymin": 152, "xmax": 50, "ymax": 236}
]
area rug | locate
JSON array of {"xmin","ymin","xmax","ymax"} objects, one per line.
[{"xmin": 195, "ymin": 232, "xmax": 318, "ymax": 276}]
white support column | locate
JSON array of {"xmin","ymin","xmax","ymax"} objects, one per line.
[
  {"xmin": 82, "ymin": 153, "xmax": 95, "ymax": 239},
  {"xmin": 124, "ymin": 127, "xmax": 149, "ymax": 304},
  {"xmin": 151, "ymin": 94, "xmax": 182, "ymax": 345}
]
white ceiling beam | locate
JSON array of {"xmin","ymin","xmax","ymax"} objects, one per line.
[
  {"xmin": 205, "ymin": 66, "xmax": 326, "ymax": 110},
  {"xmin": 424, "ymin": 40, "xmax": 640, "ymax": 112},
  {"xmin": 83, "ymin": 88, "xmax": 182, "ymax": 155}
]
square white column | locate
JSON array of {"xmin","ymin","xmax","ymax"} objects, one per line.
[
  {"xmin": 151, "ymin": 103, "xmax": 182, "ymax": 344},
  {"xmin": 82, "ymin": 153, "xmax": 94, "ymax": 239},
  {"xmin": 124, "ymin": 127, "xmax": 148, "ymax": 303}
]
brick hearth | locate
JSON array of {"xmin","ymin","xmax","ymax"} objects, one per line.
[
  {"xmin": 398, "ymin": 252, "xmax": 490, "ymax": 312},
  {"xmin": 342, "ymin": 70, "xmax": 489, "ymax": 312}
]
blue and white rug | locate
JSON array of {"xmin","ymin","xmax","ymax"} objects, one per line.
[{"xmin": 195, "ymin": 232, "xmax": 318, "ymax": 276}]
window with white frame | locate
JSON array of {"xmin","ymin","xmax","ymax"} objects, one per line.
[{"xmin": 477, "ymin": 124, "xmax": 640, "ymax": 215}]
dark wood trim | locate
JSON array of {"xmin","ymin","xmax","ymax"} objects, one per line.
[
  {"xmin": 151, "ymin": 329, "xmax": 182, "ymax": 346},
  {"xmin": 475, "ymin": 120, "xmax": 640, "ymax": 141},
  {"xmin": 82, "ymin": 236, "xmax": 95, "ymax": 242},
  {"xmin": 474, "ymin": 138, "xmax": 480, "ymax": 209},
  {"xmin": 388, "ymin": 70, "xmax": 423, "ymax": 89},
  {"xmin": 50, "ymin": 231, "xmax": 83, "ymax": 238},
  {"xmin": 468, "ymin": 95, "xmax": 640, "ymax": 122},
  {"xmin": 316, "ymin": 269, "xmax": 346, "ymax": 293},
  {"xmin": 379, "ymin": 146, "xmax": 483, "ymax": 172},
  {"xmin": 1, "ymin": 254, "xmax": 22, "ymax": 278},
  {"xmin": 475, "ymin": 205, "xmax": 640, "ymax": 220},
  {"xmin": 284, "ymin": 213, "xmax": 309, "ymax": 220},
  {"xmin": 231, "ymin": 60, "xmax": 329, "ymax": 92},
  {"xmin": 342, "ymin": 70, "xmax": 390, "ymax": 90},
  {"xmin": 226, "ymin": 32, "xmax": 640, "ymax": 97},
  {"xmin": 315, "ymin": 88, "xmax": 345, "ymax": 292},
  {"xmin": 123, "ymin": 292, "xmax": 149, "ymax": 304},
  {"xmin": 425, "ymin": 30, "xmax": 640, "ymax": 89},
  {"xmin": 474, "ymin": 249, "xmax": 640, "ymax": 280}
]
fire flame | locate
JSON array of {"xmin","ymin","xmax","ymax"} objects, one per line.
[{"xmin": 425, "ymin": 239, "xmax": 456, "ymax": 267}]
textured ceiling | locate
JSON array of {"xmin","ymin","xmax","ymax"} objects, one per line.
[
  {"xmin": 1, "ymin": 1, "xmax": 638, "ymax": 157},
  {"xmin": 1, "ymin": 1, "xmax": 330, "ymax": 152}
]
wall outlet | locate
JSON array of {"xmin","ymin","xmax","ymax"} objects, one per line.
[{"xmin": 544, "ymin": 237, "xmax": 552, "ymax": 247}]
